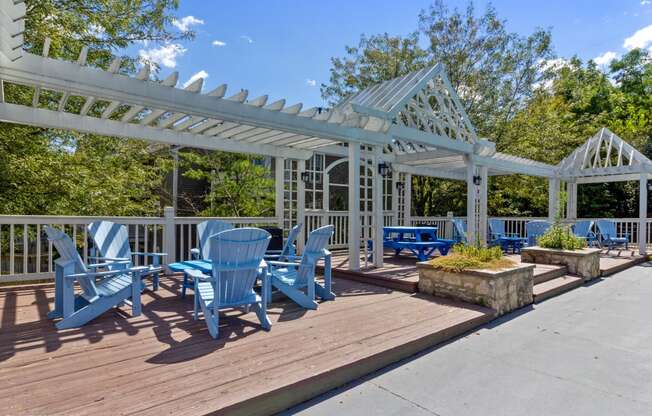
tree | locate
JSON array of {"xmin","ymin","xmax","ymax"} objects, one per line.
[
  {"xmin": 179, "ymin": 151, "xmax": 275, "ymax": 218},
  {"xmin": 0, "ymin": 0, "xmax": 188, "ymax": 216},
  {"xmin": 322, "ymin": 0, "xmax": 554, "ymax": 216}
]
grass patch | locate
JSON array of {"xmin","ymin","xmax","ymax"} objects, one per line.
[{"xmin": 429, "ymin": 244, "xmax": 516, "ymax": 272}]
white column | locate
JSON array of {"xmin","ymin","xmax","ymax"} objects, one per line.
[
  {"xmin": 372, "ymin": 147, "xmax": 384, "ymax": 267},
  {"xmin": 275, "ymin": 157, "xmax": 285, "ymax": 229},
  {"xmin": 391, "ymin": 171, "xmax": 399, "ymax": 226},
  {"xmin": 348, "ymin": 144, "xmax": 361, "ymax": 270},
  {"xmin": 163, "ymin": 206, "xmax": 176, "ymax": 266},
  {"xmin": 548, "ymin": 178, "xmax": 560, "ymax": 222},
  {"xmin": 639, "ymin": 173, "xmax": 647, "ymax": 255},
  {"xmin": 567, "ymin": 181, "xmax": 578, "ymax": 220},
  {"xmin": 172, "ymin": 148, "xmax": 179, "ymax": 213},
  {"xmin": 297, "ymin": 159, "xmax": 306, "ymax": 254},
  {"xmin": 405, "ymin": 173, "xmax": 412, "ymax": 226},
  {"xmin": 465, "ymin": 156, "xmax": 477, "ymax": 245},
  {"xmin": 478, "ymin": 165, "xmax": 488, "ymax": 246}
]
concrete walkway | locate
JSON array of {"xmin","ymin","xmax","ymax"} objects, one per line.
[{"xmin": 282, "ymin": 263, "xmax": 652, "ymax": 416}]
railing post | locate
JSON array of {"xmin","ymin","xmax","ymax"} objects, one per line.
[
  {"xmin": 445, "ymin": 211, "xmax": 454, "ymax": 240},
  {"xmin": 163, "ymin": 206, "xmax": 176, "ymax": 266},
  {"xmin": 275, "ymin": 157, "xmax": 285, "ymax": 230}
]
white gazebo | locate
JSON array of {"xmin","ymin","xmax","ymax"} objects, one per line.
[{"xmin": 0, "ymin": 1, "xmax": 647, "ymax": 272}]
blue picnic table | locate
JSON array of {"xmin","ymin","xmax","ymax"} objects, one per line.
[{"xmin": 383, "ymin": 226, "xmax": 454, "ymax": 261}]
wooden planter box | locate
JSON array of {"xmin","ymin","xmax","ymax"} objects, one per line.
[
  {"xmin": 417, "ymin": 262, "xmax": 534, "ymax": 316},
  {"xmin": 521, "ymin": 247, "xmax": 600, "ymax": 281}
]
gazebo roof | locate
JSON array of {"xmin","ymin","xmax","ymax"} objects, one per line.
[{"xmin": 558, "ymin": 128, "xmax": 652, "ymax": 183}]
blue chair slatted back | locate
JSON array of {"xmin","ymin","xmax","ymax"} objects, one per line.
[
  {"xmin": 452, "ymin": 219, "xmax": 467, "ymax": 242},
  {"xmin": 296, "ymin": 225, "xmax": 334, "ymax": 285},
  {"xmin": 198, "ymin": 220, "xmax": 234, "ymax": 260},
  {"xmin": 526, "ymin": 220, "xmax": 551, "ymax": 246},
  {"xmin": 488, "ymin": 219, "xmax": 506, "ymax": 237},
  {"xmin": 209, "ymin": 228, "xmax": 270, "ymax": 305},
  {"xmin": 573, "ymin": 220, "xmax": 594, "ymax": 238},
  {"xmin": 280, "ymin": 223, "xmax": 302, "ymax": 261},
  {"xmin": 44, "ymin": 226, "xmax": 98, "ymax": 300},
  {"xmin": 87, "ymin": 221, "xmax": 132, "ymax": 269},
  {"xmin": 596, "ymin": 219, "xmax": 617, "ymax": 239}
]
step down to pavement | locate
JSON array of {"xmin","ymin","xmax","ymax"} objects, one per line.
[
  {"xmin": 533, "ymin": 275, "xmax": 583, "ymax": 303},
  {"xmin": 529, "ymin": 263, "xmax": 568, "ymax": 285}
]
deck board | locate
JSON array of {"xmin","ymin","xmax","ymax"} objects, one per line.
[{"xmin": 0, "ymin": 277, "xmax": 493, "ymax": 416}]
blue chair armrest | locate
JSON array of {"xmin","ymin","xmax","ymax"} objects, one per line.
[
  {"xmin": 87, "ymin": 259, "xmax": 131, "ymax": 270},
  {"xmin": 185, "ymin": 268, "xmax": 213, "ymax": 282},
  {"xmin": 267, "ymin": 260, "xmax": 300, "ymax": 270},
  {"xmin": 65, "ymin": 265, "xmax": 149, "ymax": 280}
]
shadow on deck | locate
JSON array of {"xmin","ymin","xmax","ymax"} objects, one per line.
[{"xmin": 0, "ymin": 276, "xmax": 493, "ymax": 416}]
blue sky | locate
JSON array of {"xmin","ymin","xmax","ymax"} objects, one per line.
[{"xmin": 135, "ymin": 0, "xmax": 652, "ymax": 108}]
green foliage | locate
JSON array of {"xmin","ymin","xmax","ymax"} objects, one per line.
[
  {"xmin": 323, "ymin": 2, "xmax": 652, "ymax": 218},
  {"xmin": 0, "ymin": 0, "xmax": 186, "ymax": 216},
  {"xmin": 429, "ymin": 244, "xmax": 514, "ymax": 272},
  {"xmin": 537, "ymin": 224, "xmax": 586, "ymax": 250},
  {"xmin": 179, "ymin": 151, "xmax": 275, "ymax": 217}
]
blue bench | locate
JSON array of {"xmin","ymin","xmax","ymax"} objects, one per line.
[{"xmin": 382, "ymin": 226, "xmax": 454, "ymax": 261}]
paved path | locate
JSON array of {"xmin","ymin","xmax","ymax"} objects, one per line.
[{"xmin": 282, "ymin": 263, "xmax": 652, "ymax": 416}]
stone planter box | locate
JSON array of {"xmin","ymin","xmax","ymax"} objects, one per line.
[
  {"xmin": 520, "ymin": 247, "xmax": 600, "ymax": 281},
  {"xmin": 417, "ymin": 262, "xmax": 534, "ymax": 316}
]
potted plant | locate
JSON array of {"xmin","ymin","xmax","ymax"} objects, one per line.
[
  {"xmin": 521, "ymin": 223, "xmax": 600, "ymax": 281},
  {"xmin": 417, "ymin": 244, "xmax": 534, "ymax": 316}
]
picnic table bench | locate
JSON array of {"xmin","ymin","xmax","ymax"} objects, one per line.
[{"xmin": 382, "ymin": 226, "xmax": 454, "ymax": 261}]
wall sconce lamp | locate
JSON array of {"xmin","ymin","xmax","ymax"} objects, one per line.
[
  {"xmin": 378, "ymin": 162, "xmax": 392, "ymax": 178},
  {"xmin": 395, "ymin": 181, "xmax": 405, "ymax": 191},
  {"xmin": 473, "ymin": 175, "xmax": 482, "ymax": 186},
  {"xmin": 300, "ymin": 171, "xmax": 310, "ymax": 183}
]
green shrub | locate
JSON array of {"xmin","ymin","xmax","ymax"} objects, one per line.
[
  {"xmin": 429, "ymin": 244, "xmax": 515, "ymax": 272},
  {"xmin": 537, "ymin": 224, "xmax": 585, "ymax": 250}
]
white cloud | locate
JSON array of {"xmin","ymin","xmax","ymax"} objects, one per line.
[
  {"xmin": 212, "ymin": 40, "xmax": 226, "ymax": 47},
  {"xmin": 539, "ymin": 58, "xmax": 570, "ymax": 72},
  {"xmin": 240, "ymin": 35, "xmax": 254, "ymax": 44},
  {"xmin": 183, "ymin": 70, "xmax": 208, "ymax": 88},
  {"xmin": 139, "ymin": 43, "xmax": 186, "ymax": 68},
  {"xmin": 172, "ymin": 16, "xmax": 204, "ymax": 32},
  {"xmin": 306, "ymin": 79, "xmax": 317, "ymax": 87},
  {"xmin": 87, "ymin": 23, "xmax": 106, "ymax": 39},
  {"xmin": 594, "ymin": 51, "xmax": 619, "ymax": 66},
  {"xmin": 624, "ymin": 24, "xmax": 652, "ymax": 50},
  {"xmin": 641, "ymin": 0, "xmax": 650, "ymax": 5}
]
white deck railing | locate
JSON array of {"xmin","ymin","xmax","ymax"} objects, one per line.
[
  {"xmin": 1, "ymin": 211, "xmax": 648, "ymax": 283},
  {"xmin": 0, "ymin": 211, "xmax": 280, "ymax": 283}
]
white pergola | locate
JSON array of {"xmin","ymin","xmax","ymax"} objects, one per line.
[{"xmin": 0, "ymin": 1, "xmax": 647, "ymax": 269}]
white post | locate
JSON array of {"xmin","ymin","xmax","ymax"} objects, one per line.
[
  {"xmin": 405, "ymin": 173, "xmax": 412, "ymax": 226},
  {"xmin": 391, "ymin": 171, "xmax": 399, "ymax": 226},
  {"xmin": 639, "ymin": 173, "xmax": 647, "ymax": 255},
  {"xmin": 548, "ymin": 178, "xmax": 559, "ymax": 222},
  {"xmin": 172, "ymin": 148, "xmax": 179, "ymax": 212},
  {"xmin": 163, "ymin": 206, "xmax": 176, "ymax": 266},
  {"xmin": 445, "ymin": 211, "xmax": 454, "ymax": 240},
  {"xmin": 567, "ymin": 181, "xmax": 578, "ymax": 220},
  {"xmin": 465, "ymin": 156, "xmax": 477, "ymax": 245},
  {"xmin": 348, "ymin": 144, "xmax": 361, "ymax": 270},
  {"xmin": 372, "ymin": 146, "xmax": 384, "ymax": 268},
  {"xmin": 478, "ymin": 165, "xmax": 488, "ymax": 246},
  {"xmin": 297, "ymin": 159, "xmax": 306, "ymax": 254},
  {"xmin": 275, "ymin": 157, "xmax": 285, "ymax": 229}
]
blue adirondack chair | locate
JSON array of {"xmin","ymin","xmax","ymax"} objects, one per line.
[
  {"xmin": 573, "ymin": 220, "xmax": 597, "ymax": 247},
  {"xmin": 596, "ymin": 219, "xmax": 629, "ymax": 249},
  {"xmin": 526, "ymin": 220, "xmax": 551, "ymax": 246},
  {"xmin": 267, "ymin": 225, "xmax": 335, "ymax": 310},
  {"xmin": 185, "ymin": 228, "xmax": 272, "ymax": 339},
  {"xmin": 44, "ymin": 226, "xmax": 146, "ymax": 330},
  {"xmin": 87, "ymin": 221, "xmax": 166, "ymax": 291},
  {"xmin": 167, "ymin": 219, "xmax": 234, "ymax": 297},
  {"xmin": 265, "ymin": 223, "xmax": 302, "ymax": 262},
  {"xmin": 489, "ymin": 219, "xmax": 526, "ymax": 253},
  {"xmin": 452, "ymin": 219, "xmax": 467, "ymax": 244}
]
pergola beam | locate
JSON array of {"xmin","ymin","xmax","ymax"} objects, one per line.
[{"xmin": 0, "ymin": 102, "xmax": 313, "ymax": 159}]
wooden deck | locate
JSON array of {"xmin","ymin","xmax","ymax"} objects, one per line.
[
  {"xmin": 0, "ymin": 277, "xmax": 493, "ymax": 416},
  {"xmin": 328, "ymin": 249, "xmax": 647, "ymax": 293}
]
